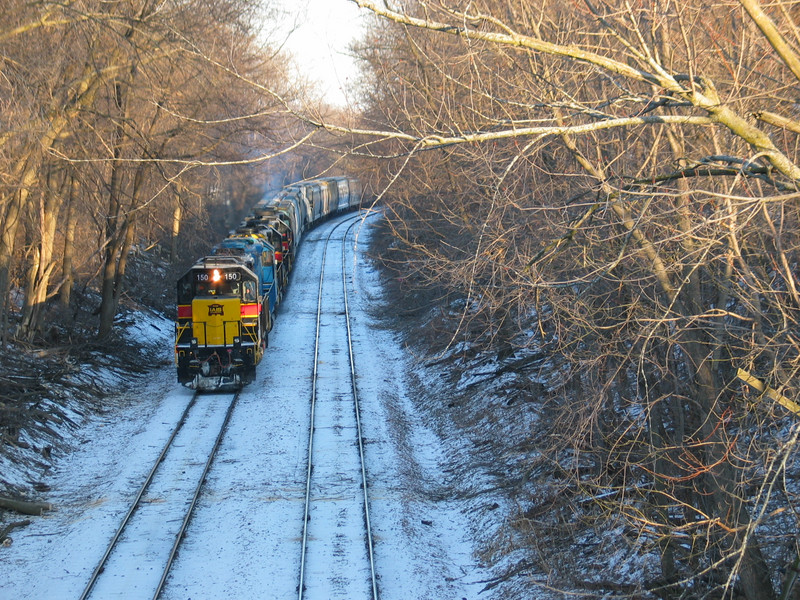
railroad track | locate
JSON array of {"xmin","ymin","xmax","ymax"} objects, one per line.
[
  {"xmin": 79, "ymin": 390, "xmax": 240, "ymax": 600},
  {"xmin": 298, "ymin": 213, "xmax": 378, "ymax": 600}
]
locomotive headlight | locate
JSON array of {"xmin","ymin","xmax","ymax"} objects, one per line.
[
  {"xmin": 212, "ymin": 269, "xmax": 221, "ymax": 282},
  {"xmin": 233, "ymin": 336, "xmax": 241, "ymax": 344}
]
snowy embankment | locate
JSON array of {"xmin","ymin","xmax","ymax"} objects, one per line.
[
  {"xmin": 0, "ymin": 310, "xmax": 172, "ymax": 499},
  {"xmin": 399, "ymin": 305, "xmax": 662, "ymax": 597}
]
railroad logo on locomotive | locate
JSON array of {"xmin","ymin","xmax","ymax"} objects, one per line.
[{"xmin": 208, "ymin": 303, "xmax": 224, "ymax": 316}]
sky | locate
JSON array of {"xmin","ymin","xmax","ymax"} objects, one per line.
[{"xmin": 272, "ymin": 0, "xmax": 371, "ymax": 107}]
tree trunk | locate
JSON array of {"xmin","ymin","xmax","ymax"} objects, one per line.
[
  {"xmin": 0, "ymin": 59, "xmax": 103, "ymax": 341},
  {"xmin": 0, "ymin": 160, "xmax": 39, "ymax": 342},
  {"xmin": 19, "ymin": 167, "xmax": 65, "ymax": 339},
  {"xmin": 170, "ymin": 193, "xmax": 182, "ymax": 264},
  {"xmin": 687, "ymin": 334, "xmax": 776, "ymax": 600},
  {"xmin": 59, "ymin": 175, "xmax": 77, "ymax": 309},
  {"xmin": 0, "ymin": 496, "xmax": 52, "ymax": 516}
]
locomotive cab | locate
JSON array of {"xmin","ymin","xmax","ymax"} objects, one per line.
[
  {"xmin": 252, "ymin": 210, "xmax": 293, "ymax": 274},
  {"xmin": 245, "ymin": 214, "xmax": 289, "ymax": 287}
]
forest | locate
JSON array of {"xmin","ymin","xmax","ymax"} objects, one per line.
[{"xmin": 3, "ymin": 0, "xmax": 800, "ymax": 598}]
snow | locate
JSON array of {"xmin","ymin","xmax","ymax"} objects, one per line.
[{"xmin": 1, "ymin": 213, "xmax": 491, "ymax": 599}]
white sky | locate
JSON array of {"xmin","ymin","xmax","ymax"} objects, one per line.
[{"xmin": 272, "ymin": 0, "xmax": 370, "ymax": 107}]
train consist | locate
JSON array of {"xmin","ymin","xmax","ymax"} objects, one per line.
[{"xmin": 175, "ymin": 176, "xmax": 362, "ymax": 390}]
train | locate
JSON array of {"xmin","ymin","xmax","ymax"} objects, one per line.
[{"xmin": 175, "ymin": 176, "xmax": 363, "ymax": 390}]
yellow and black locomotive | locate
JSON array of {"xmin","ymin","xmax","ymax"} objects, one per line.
[{"xmin": 175, "ymin": 257, "xmax": 268, "ymax": 389}]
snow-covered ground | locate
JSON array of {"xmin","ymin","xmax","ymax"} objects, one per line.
[{"xmin": 1, "ymin": 213, "xmax": 492, "ymax": 599}]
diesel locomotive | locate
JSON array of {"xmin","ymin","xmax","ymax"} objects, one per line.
[{"xmin": 175, "ymin": 176, "xmax": 362, "ymax": 390}]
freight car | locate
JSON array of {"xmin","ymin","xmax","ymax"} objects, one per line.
[{"xmin": 175, "ymin": 176, "xmax": 362, "ymax": 390}]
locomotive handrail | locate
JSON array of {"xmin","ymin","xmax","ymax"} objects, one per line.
[{"xmin": 175, "ymin": 322, "xmax": 191, "ymax": 338}]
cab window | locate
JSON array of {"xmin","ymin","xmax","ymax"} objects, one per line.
[{"xmin": 243, "ymin": 281, "xmax": 257, "ymax": 302}]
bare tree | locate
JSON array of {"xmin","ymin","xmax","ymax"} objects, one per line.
[
  {"xmin": 0, "ymin": 0, "xmax": 298, "ymax": 340},
  {"xmin": 347, "ymin": 0, "xmax": 800, "ymax": 597}
]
